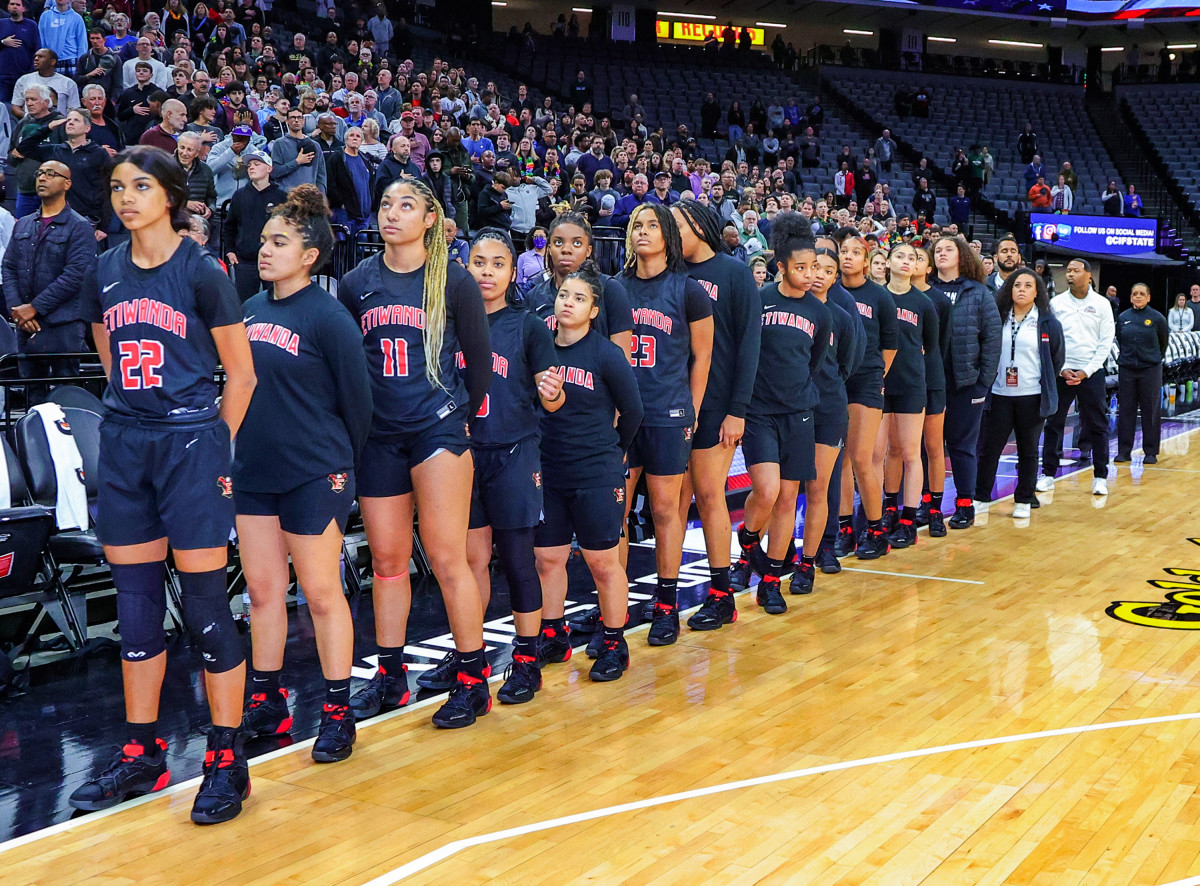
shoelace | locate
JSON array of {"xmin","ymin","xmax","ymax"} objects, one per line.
[
  {"xmin": 653, "ymin": 602, "xmax": 676, "ymax": 615},
  {"xmin": 203, "ymin": 748, "xmax": 236, "ymax": 770},
  {"xmin": 323, "ymin": 704, "xmax": 349, "ymax": 721}
]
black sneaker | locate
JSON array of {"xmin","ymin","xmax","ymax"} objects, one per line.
[
  {"xmin": 881, "ymin": 506, "xmax": 899, "ymax": 534},
  {"xmin": 756, "ymin": 576, "xmax": 787, "ymax": 614},
  {"xmin": 637, "ymin": 595, "xmax": 658, "ymax": 622},
  {"xmin": 586, "ymin": 625, "xmax": 605, "ymax": 659},
  {"xmin": 240, "ymin": 687, "xmax": 292, "ymax": 738},
  {"xmin": 914, "ymin": 500, "xmax": 930, "ymax": 527},
  {"xmin": 816, "ymin": 546, "xmax": 842, "ymax": 574},
  {"xmin": 888, "ymin": 522, "xmax": 917, "ymax": 549},
  {"xmin": 68, "ymin": 739, "xmax": 170, "ymax": 811},
  {"xmin": 790, "ymin": 562, "xmax": 814, "ymax": 595},
  {"xmin": 948, "ymin": 504, "xmax": 975, "ymax": 529},
  {"xmin": 1144, "ymin": 454, "xmax": 1158, "ymax": 464},
  {"xmin": 855, "ymin": 529, "xmax": 890, "ymax": 560},
  {"xmin": 431, "ymin": 674, "xmax": 492, "ymax": 728},
  {"xmin": 647, "ymin": 602, "xmax": 680, "ymax": 646},
  {"xmin": 729, "ymin": 556, "xmax": 753, "ymax": 591},
  {"xmin": 350, "ymin": 666, "xmax": 411, "ymax": 719},
  {"xmin": 1114, "ymin": 453, "xmax": 1132, "ymax": 464},
  {"xmin": 928, "ymin": 509, "xmax": 947, "ymax": 537},
  {"xmin": 567, "ymin": 606, "xmax": 601, "ymax": 633},
  {"xmin": 497, "ymin": 655, "xmax": 542, "ymax": 704},
  {"xmin": 833, "ymin": 525, "xmax": 856, "ymax": 557},
  {"xmin": 589, "ymin": 636, "xmax": 630, "ymax": 682},
  {"xmin": 538, "ymin": 623, "xmax": 573, "ymax": 663},
  {"xmin": 416, "ymin": 650, "xmax": 461, "ymax": 691},
  {"xmin": 311, "ymin": 704, "xmax": 355, "ymax": 763},
  {"xmin": 191, "ymin": 735, "xmax": 250, "ymax": 825},
  {"xmin": 687, "ymin": 590, "xmax": 737, "ymax": 630}
]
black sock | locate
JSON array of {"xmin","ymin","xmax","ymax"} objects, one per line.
[
  {"xmin": 325, "ymin": 677, "xmax": 351, "ymax": 706},
  {"xmin": 709, "ymin": 565, "xmax": 730, "ymax": 593},
  {"xmin": 541, "ymin": 616, "xmax": 566, "ymax": 633},
  {"xmin": 800, "ymin": 554, "xmax": 815, "ymax": 568},
  {"xmin": 457, "ymin": 648, "xmax": 487, "ymax": 680},
  {"xmin": 657, "ymin": 577, "xmax": 678, "ymax": 607},
  {"xmin": 766, "ymin": 557, "xmax": 785, "ymax": 579},
  {"xmin": 883, "ymin": 491, "xmax": 898, "ymax": 511},
  {"xmin": 901, "ymin": 506, "xmax": 916, "ymax": 524},
  {"xmin": 208, "ymin": 724, "xmax": 239, "ymax": 749},
  {"xmin": 737, "ymin": 524, "xmax": 761, "ymax": 550},
  {"xmin": 930, "ymin": 492, "xmax": 944, "ymax": 512},
  {"xmin": 601, "ymin": 624, "xmax": 624, "ymax": 644},
  {"xmin": 250, "ymin": 669, "xmax": 281, "ymax": 694},
  {"xmin": 377, "ymin": 646, "xmax": 404, "ymax": 677},
  {"xmin": 839, "ymin": 514, "xmax": 853, "ymax": 530},
  {"xmin": 868, "ymin": 518, "xmax": 882, "ymax": 532},
  {"xmin": 513, "ymin": 634, "xmax": 538, "ymax": 660},
  {"xmin": 126, "ymin": 720, "xmax": 158, "ymax": 753}
]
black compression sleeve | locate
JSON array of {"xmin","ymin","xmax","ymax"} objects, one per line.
[
  {"xmin": 728, "ymin": 262, "xmax": 761, "ymax": 418},
  {"xmin": 448, "ymin": 270, "xmax": 492, "ymax": 418},
  {"xmin": 607, "ymin": 345, "xmax": 644, "ymax": 452}
]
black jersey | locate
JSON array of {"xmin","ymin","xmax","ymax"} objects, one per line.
[
  {"xmin": 461, "ymin": 305, "xmax": 557, "ymax": 447},
  {"xmin": 827, "ymin": 281, "xmax": 866, "ymax": 379},
  {"xmin": 917, "ymin": 285, "xmax": 950, "ymax": 391},
  {"xmin": 80, "ymin": 238, "xmax": 243, "ymax": 425},
  {"xmin": 539, "ymin": 330, "xmax": 643, "ymax": 488},
  {"xmin": 751, "ymin": 283, "xmax": 832, "ymax": 414},
  {"xmin": 621, "ymin": 269, "xmax": 713, "ymax": 427},
  {"xmin": 686, "ymin": 252, "xmax": 761, "ymax": 419},
  {"xmin": 522, "ymin": 273, "xmax": 634, "ymax": 339},
  {"xmin": 235, "ymin": 283, "xmax": 373, "ymax": 493},
  {"xmin": 813, "ymin": 298, "xmax": 859, "ymax": 411},
  {"xmin": 339, "ymin": 255, "xmax": 491, "ymax": 436},
  {"xmin": 844, "ymin": 279, "xmax": 899, "ymax": 381},
  {"xmin": 884, "ymin": 287, "xmax": 940, "ymax": 396}
]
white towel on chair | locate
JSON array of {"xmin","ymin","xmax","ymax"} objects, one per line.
[
  {"xmin": 0, "ymin": 447, "xmax": 11, "ymax": 510},
  {"xmin": 31, "ymin": 403, "xmax": 87, "ymax": 530}
]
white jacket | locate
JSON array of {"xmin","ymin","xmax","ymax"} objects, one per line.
[
  {"xmin": 1050, "ymin": 288, "xmax": 1115, "ymax": 377},
  {"xmin": 507, "ymin": 177, "xmax": 551, "ymax": 235}
]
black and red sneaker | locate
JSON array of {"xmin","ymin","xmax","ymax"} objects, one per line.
[
  {"xmin": 431, "ymin": 673, "xmax": 492, "ymax": 729},
  {"xmin": 687, "ymin": 589, "xmax": 737, "ymax": 630},
  {"xmin": 350, "ymin": 665, "xmax": 411, "ymax": 719},
  {"xmin": 790, "ymin": 561, "xmax": 815, "ymax": 595},
  {"xmin": 729, "ymin": 556, "xmax": 753, "ymax": 592},
  {"xmin": 587, "ymin": 611, "xmax": 631, "ymax": 658},
  {"xmin": 68, "ymin": 738, "xmax": 170, "ymax": 812},
  {"xmin": 928, "ymin": 509, "xmax": 947, "ymax": 537},
  {"xmin": 538, "ymin": 622, "xmax": 573, "ymax": 663},
  {"xmin": 191, "ymin": 734, "xmax": 250, "ymax": 825},
  {"xmin": 756, "ymin": 575, "xmax": 787, "ymax": 614},
  {"xmin": 240, "ymin": 687, "xmax": 292, "ymax": 738},
  {"xmin": 881, "ymin": 506, "xmax": 899, "ymax": 534},
  {"xmin": 647, "ymin": 602, "xmax": 680, "ymax": 646},
  {"xmin": 855, "ymin": 528, "xmax": 890, "ymax": 560},
  {"xmin": 948, "ymin": 499, "xmax": 975, "ymax": 530},
  {"xmin": 589, "ymin": 636, "xmax": 630, "ymax": 682},
  {"xmin": 833, "ymin": 524, "xmax": 857, "ymax": 558},
  {"xmin": 312, "ymin": 704, "xmax": 356, "ymax": 763},
  {"xmin": 497, "ymin": 654, "xmax": 543, "ymax": 705},
  {"xmin": 888, "ymin": 520, "xmax": 917, "ymax": 549}
]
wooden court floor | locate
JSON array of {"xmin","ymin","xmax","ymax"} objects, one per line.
[{"xmin": 7, "ymin": 428, "xmax": 1200, "ymax": 885}]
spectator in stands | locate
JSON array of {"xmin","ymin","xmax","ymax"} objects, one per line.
[
  {"xmin": 462, "ymin": 117, "xmax": 494, "ymax": 166},
  {"xmin": 807, "ymin": 94, "xmax": 824, "ymax": 130},
  {"xmin": 1034, "ymin": 258, "xmax": 1056, "ymax": 297},
  {"xmin": 1051, "ymin": 174, "xmax": 1073, "ymax": 214},
  {"xmin": 116, "ymin": 64, "xmax": 158, "ymax": 145},
  {"xmin": 366, "ymin": 5, "xmax": 392, "ymax": 60},
  {"xmin": 590, "ymin": 168, "xmax": 619, "ymax": 224},
  {"xmin": 874, "ymin": 128, "xmax": 897, "ymax": 179},
  {"xmin": 444, "ymin": 217, "xmax": 469, "ymax": 267},
  {"xmin": 270, "ymin": 106, "xmax": 325, "ymax": 192},
  {"xmin": 648, "ymin": 169, "xmax": 678, "ymax": 207},
  {"xmin": 569, "ymin": 68, "xmax": 592, "ymax": 109},
  {"xmin": 980, "ymin": 146, "xmax": 994, "ymax": 187},
  {"xmin": 800, "ymin": 125, "xmax": 820, "ymax": 169},
  {"xmin": 13, "ymin": 47, "xmax": 77, "ymax": 115},
  {"xmin": 912, "ymin": 177, "xmax": 936, "ymax": 220},
  {"xmin": 223, "ymin": 149, "xmax": 281, "ymax": 300},
  {"xmin": 515, "ymin": 226, "xmax": 546, "ymax": 289},
  {"xmin": 13, "ymin": 106, "xmax": 109, "ymax": 228},
  {"xmin": 1188, "ymin": 284, "xmax": 1200, "ymax": 330},
  {"xmin": 373, "ymin": 133, "xmax": 420, "ymax": 209},
  {"xmin": 987, "ymin": 235, "xmax": 1023, "ymax": 291},
  {"xmin": 396, "ymin": 110, "xmax": 430, "ymax": 173},
  {"xmin": 1101, "ymin": 180, "xmax": 1123, "ymax": 216},
  {"xmin": 1028, "ymin": 174, "xmax": 1052, "ymax": 210},
  {"xmin": 0, "ymin": 0, "xmax": 39, "ymax": 107},
  {"xmin": 176, "ymin": 131, "xmax": 216, "ymax": 222},
  {"xmin": 613, "ymin": 172, "xmax": 649, "ymax": 227},
  {"xmin": 9, "ymin": 84, "xmax": 61, "ymax": 217},
  {"xmin": 727, "ymin": 100, "xmax": 744, "ymax": 143},
  {"xmin": 77, "ymin": 27, "xmax": 120, "ymax": 99},
  {"xmin": 1018, "ymin": 123, "xmax": 1038, "ymax": 165},
  {"xmin": 700, "ymin": 92, "xmax": 720, "ymax": 138},
  {"xmin": 1023, "ymin": 154, "xmax": 1047, "ymax": 192},
  {"xmin": 722, "ymin": 221, "xmax": 747, "ymax": 262},
  {"xmin": 139, "ymin": 96, "xmax": 186, "ymax": 151},
  {"xmin": 208, "ymin": 124, "xmax": 260, "ymax": 204},
  {"xmin": 327, "ymin": 125, "xmax": 373, "ymax": 239},
  {"xmin": 1058, "ymin": 161, "xmax": 1078, "ymax": 193},
  {"xmin": 121, "ymin": 35, "xmax": 168, "ymax": 89},
  {"xmin": 1124, "ymin": 183, "xmax": 1143, "ymax": 217},
  {"xmin": 575, "ymin": 133, "xmax": 614, "ymax": 188},
  {"xmin": 476, "ymin": 169, "xmax": 513, "ymax": 230},
  {"xmin": 740, "ymin": 209, "xmax": 767, "ymax": 256},
  {"xmin": 2, "ymin": 158, "xmax": 94, "ymax": 400},
  {"xmin": 949, "ymin": 184, "xmax": 971, "ymax": 231},
  {"xmin": 1169, "ymin": 293, "xmax": 1193, "ymax": 332},
  {"xmin": 507, "ymin": 167, "xmax": 552, "ymax": 236},
  {"xmin": 313, "ymin": 112, "xmax": 342, "ymax": 164},
  {"xmin": 37, "ymin": 0, "xmax": 85, "ymax": 76},
  {"xmin": 854, "ymin": 158, "xmax": 876, "ymax": 206},
  {"xmin": 834, "ymin": 161, "xmax": 853, "ymax": 209},
  {"xmin": 81, "ymin": 84, "xmax": 122, "ymax": 155}
]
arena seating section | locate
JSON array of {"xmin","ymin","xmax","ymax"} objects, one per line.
[{"xmin": 1119, "ymin": 84, "xmax": 1200, "ymax": 222}]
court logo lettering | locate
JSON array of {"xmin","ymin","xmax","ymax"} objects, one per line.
[{"xmin": 1106, "ymin": 539, "xmax": 1200, "ymax": 630}]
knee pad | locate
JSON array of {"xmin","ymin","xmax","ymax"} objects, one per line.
[
  {"xmin": 178, "ymin": 568, "xmax": 244, "ymax": 674},
  {"xmin": 112, "ymin": 561, "xmax": 168, "ymax": 663},
  {"xmin": 492, "ymin": 527, "xmax": 542, "ymax": 614}
]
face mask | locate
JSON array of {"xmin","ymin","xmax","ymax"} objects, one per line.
[{"xmin": 533, "ymin": 235, "xmax": 547, "ymax": 249}]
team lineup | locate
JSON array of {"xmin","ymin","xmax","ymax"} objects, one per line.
[{"xmin": 67, "ymin": 141, "xmax": 1110, "ymax": 831}]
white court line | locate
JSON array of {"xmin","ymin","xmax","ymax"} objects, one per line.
[
  {"xmin": 840, "ymin": 567, "xmax": 985, "ymax": 585},
  {"xmin": 359, "ymin": 710, "xmax": 1200, "ymax": 885},
  {"xmin": 1160, "ymin": 877, "xmax": 1200, "ymax": 886}
]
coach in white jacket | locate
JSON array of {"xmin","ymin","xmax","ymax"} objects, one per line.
[{"xmin": 1037, "ymin": 257, "xmax": 1116, "ymax": 496}]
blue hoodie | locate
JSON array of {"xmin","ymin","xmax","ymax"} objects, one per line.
[{"xmin": 37, "ymin": 5, "xmax": 87, "ymax": 70}]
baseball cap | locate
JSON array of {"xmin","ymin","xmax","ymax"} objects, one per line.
[
  {"xmin": 653, "ymin": 170, "xmax": 670, "ymax": 180},
  {"xmin": 400, "ymin": 110, "xmax": 414, "ymax": 120},
  {"xmin": 244, "ymin": 149, "xmax": 272, "ymax": 168},
  {"xmin": 231, "ymin": 125, "xmax": 253, "ymax": 138}
]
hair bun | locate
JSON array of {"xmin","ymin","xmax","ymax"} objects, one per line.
[{"xmin": 284, "ymin": 184, "xmax": 331, "ymax": 220}]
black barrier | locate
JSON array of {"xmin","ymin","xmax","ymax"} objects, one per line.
[
  {"xmin": 0, "ymin": 354, "xmax": 108, "ymax": 433},
  {"xmin": 592, "ymin": 226, "xmax": 626, "ymax": 276}
]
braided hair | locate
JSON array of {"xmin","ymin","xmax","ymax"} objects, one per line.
[
  {"xmin": 622, "ymin": 202, "xmax": 686, "ymax": 274},
  {"xmin": 672, "ymin": 198, "xmax": 729, "ymax": 255}
]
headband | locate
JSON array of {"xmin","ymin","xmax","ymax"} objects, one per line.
[{"xmin": 815, "ymin": 247, "xmax": 839, "ymax": 261}]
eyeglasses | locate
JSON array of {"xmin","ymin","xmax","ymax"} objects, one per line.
[{"xmin": 35, "ymin": 169, "xmax": 69, "ymax": 180}]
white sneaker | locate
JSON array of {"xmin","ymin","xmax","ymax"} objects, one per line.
[
  {"xmin": 1092, "ymin": 477, "xmax": 1108, "ymax": 496},
  {"xmin": 973, "ymin": 499, "xmax": 990, "ymax": 512},
  {"xmin": 1012, "ymin": 502, "xmax": 1031, "ymax": 519},
  {"xmin": 1036, "ymin": 474, "xmax": 1055, "ymax": 492}
]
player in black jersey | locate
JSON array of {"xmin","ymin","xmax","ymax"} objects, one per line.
[
  {"xmin": 669, "ymin": 200, "xmax": 761, "ymax": 631},
  {"xmin": 463, "ymin": 229, "xmax": 565, "ymax": 705},
  {"xmin": 339, "ymin": 178, "xmax": 494, "ymax": 730},
  {"xmin": 69, "ymin": 146, "xmax": 258, "ymax": 825},
  {"xmin": 879, "ymin": 243, "xmax": 940, "ymax": 550},
  {"xmin": 534, "ymin": 270, "xmax": 644, "ymax": 682},
  {"xmin": 522, "ymin": 212, "xmax": 634, "ymax": 360},
  {"xmin": 911, "ymin": 243, "xmax": 951, "ymax": 537},
  {"xmin": 835, "ymin": 231, "xmax": 898, "ymax": 561},
  {"xmin": 233, "ymin": 186, "xmax": 373, "ymax": 763},
  {"xmin": 732, "ymin": 216, "xmax": 831, "ymax": 613},
  {"xmin": 620, "ymin": 203, "xmax": 714, "ymax": 646}
]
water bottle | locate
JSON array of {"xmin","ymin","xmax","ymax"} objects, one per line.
[
  {"xmin": 1108, "ymin": 393, "xmax": 1118, "ymax": 431},
  {"xmin": 1168, "ymin": 386, "xmax": 1177, "ymax": 417},
  {"xmin": 1163, "ymin": 384, "xmax": 1170, "ymax": 411}
]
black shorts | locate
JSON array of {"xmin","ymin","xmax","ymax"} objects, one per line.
[
  {"xmin": 469, "ymin": 437, "xmax": 544, "ymax": 531},
  {"xmin": 743, "ymin": 410, "xmax": 816, "ymax": 482},
  {"xmin": 846, "ymin": 370, "xmax": 885, "ymax": 410},
  {"xmin": 883, "ymin": 390, "xmax": 927, "ymax": 415},
  {"xmin": 692, "ymin": 410, "xmax": 726, "ymax": 451},
  {"xmin": 813, "ymin": 400, "xmax": 848, "ymax": 449},
  {"xmin": 535, "ymin": 481, "xmax": 626, "ymax": 551},
  {"xmin": 357, "ymin": 414, "xmax": 471, "ymax": 498},
  {"xmin": 97, "ymin": 417, "xmax": 234, "ymax": 549},
  {"xmin": 235, "ymin": 471, "xmax": 356, "ymax": 536},
  {"xmin": 926, "ymin": 388, "xmax": 946, "ymax": 416},
  {"xmin": 627, "ymin": 424, "xmax": 692, "ymax": 476}
]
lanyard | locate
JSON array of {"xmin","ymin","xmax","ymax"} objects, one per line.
[{"xmin": 1010, "ymin": 310, "xmax": 1033, "ymax": 363}]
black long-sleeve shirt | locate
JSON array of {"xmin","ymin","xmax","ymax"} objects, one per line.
[
  {"xmin": 814, "ymin": 297, "xmax": 858, "ymax": 413},
  {"xmin": 539, "ymin": 329, "xmax": 643, "ymax": 488},
  {"xmin": 751, "ymin": 282, "xmax": 831, "ymax": 414},
  {"xmin": 918, "ymin": 284, "xmax": 951, "ymax": 391},
  {"xmin": 884, "ymin": 287, "xmax": 941, "ymax": 395},
  {"xmin": 463, "ymin": 306, "xmax": 557, "ymax": 447},
  {"xmin": 225, "ymin": 181, "xmax": 287, "ymax": 260},
  {"xmin": 1117, "ymin": 306, "xmax": 1170, "ymax": 369},
  {"xmin": 16, "ymin": 125, "xmax": 112, "ymax": 226},
  {"xmin": 235, "ymin": 283, "xmax": 373, "ymax": 492},
  {"xmin": 844, "ymin": 279, "xmax": 899, "ymax": 381},
  {"xmin": 686, "ymin": 252, "xmax": 761, "ymax": 420}
]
